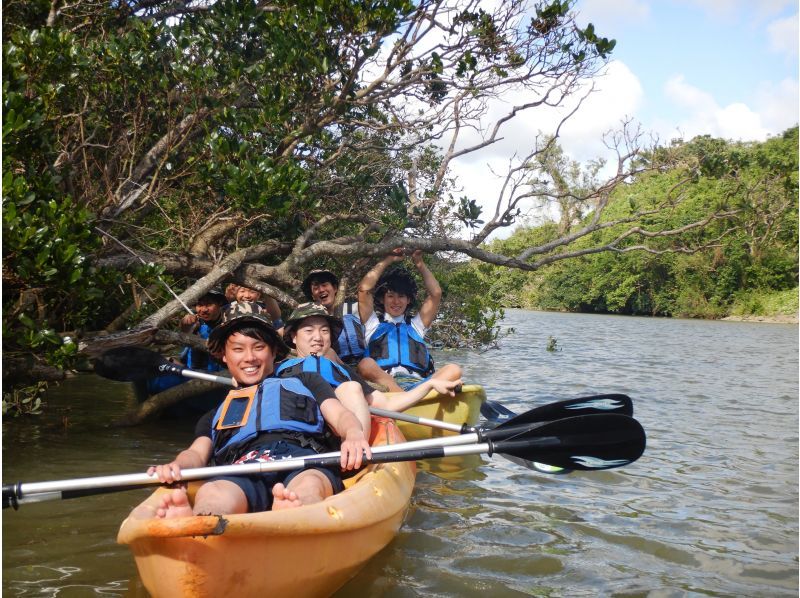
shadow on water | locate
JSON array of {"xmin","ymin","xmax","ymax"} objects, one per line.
[{"xmin": 3, "ymin": 310, "xmax": 798, "ymax": 597}]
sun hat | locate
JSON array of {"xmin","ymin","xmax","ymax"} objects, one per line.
[
  {"xmin": 282, "ymin": 302, "xmax": 343, "ymax": 348},
  {"xmin": 207, "ymin": 301, "xmax": 289, "ymax": 359}
]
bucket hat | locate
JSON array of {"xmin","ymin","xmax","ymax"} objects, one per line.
[
  {"xmin": 282, "ymin": 302, "xmax": 343, "ymax": 348},
  {"xmin": 207, "ymin": 301, "xmax": 289, "ymax": 359}
]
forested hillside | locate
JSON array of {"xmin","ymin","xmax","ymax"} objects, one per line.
[{"xmin": 463, "ymin": 128, "xmax": 798, "ymax": 319}]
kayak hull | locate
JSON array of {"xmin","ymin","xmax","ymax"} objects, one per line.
[
  {"xmin": 397, "ymin": 384, "xmax": 486, "ymax": 440},
  {"xmin": 118, "ymin": 418, "xmax": 415, "ymax": 598}
]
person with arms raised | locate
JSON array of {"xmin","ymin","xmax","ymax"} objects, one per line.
[{"xmin": 358, "ymin": 249, "xmax": 462, "ymax": 390}]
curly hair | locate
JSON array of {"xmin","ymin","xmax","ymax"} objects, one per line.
[{"xmin": 375, "ymin": 267, "xmax": 418, "ymax": 313}]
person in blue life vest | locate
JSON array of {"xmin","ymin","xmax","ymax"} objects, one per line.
[
  {"xmin": 234, "ymin": 284, "xmax": 285, "ymax": 335},
  {"xmin": 301, "ymin": 269, "xmax": 402, "ymax": 391},
  {"xmin": 144, "ymin": 301, "xmax": 371, "ymax": 518},
  {"xmin": 175, "ymin": 288, "xmax": 227, "ymax": 372},
  {"xmin": 358, "ymin": 249, "xmax": 462, "ymax": 390},
  {"xmin": 141, "ymin": 288, "xmax": 227, "ymax": 397},
  {"xmin": 275, "ymin": 302, "xmax": 463, "ymax": 433}
]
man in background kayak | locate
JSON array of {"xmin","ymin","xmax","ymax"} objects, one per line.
[
  {"xmin": 176, "ymin": 288, "xmax": 227, "ymax": 372},
  {"xmin": 146, "ymin": 302, "xmax": 371, "ymax": 518},
  {"xmin": 302, "ymin": 269, "xmax": 401, "ymax": 391},
  {"xmin": 140, "ymin": 288, "xmax": 227, "ymax": 398},
  {"xmin": 275, "ymin": 302, "xmax": 462, "ymax": 433}
]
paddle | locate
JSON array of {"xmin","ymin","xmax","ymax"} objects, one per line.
[
  {"xmin": 94, "ymin": 346, "xmax": 235, "ymax": 387},
  {"xmin": 481, "ymin": 394, "xmax": 634, "ymax": 426},
  {"xmin": 97, "ymin": 348, "xmax": 634, "ymax": 430},
  {"xmin": 95, "ymin": 347, "xmax": 634, "ymax": 475},
  {"xmin": 3, "ymin": 414, "xmax": 646, "ymax": 509},
  {"xmin": 373, "ymin": 394, "xmax": 634, "ymax": 474}
]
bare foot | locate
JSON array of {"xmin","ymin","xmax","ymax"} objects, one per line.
[
  {"xmin": 155, "ymin": 488, "xmax": 194, "ymax": 518},
  {"xmin": 271, "ymin": 483, "xmax": 303, "ymax": 511}
]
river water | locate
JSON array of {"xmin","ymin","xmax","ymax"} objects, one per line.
[{"xmin": 3, "ymin": 309, "xmax": 797, "ymax": 596}]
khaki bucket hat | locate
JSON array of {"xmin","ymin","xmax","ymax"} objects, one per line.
[
  {"xmin": 207, "ymin": 301, "xmax": 290, "ymax": 359},
  {"xmin": 282, "ymin": 302, "xmax": 343, "ymax": 348}
]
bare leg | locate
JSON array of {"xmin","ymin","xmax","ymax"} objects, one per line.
[
  {"xmin": 358, "ymin": 358, "xmax": 403, "ymax": 392},
  {"xmin": 272, "ymin": 470, "xmax": 333, "ymax": 510},
  {"xmin": 191, "ymin": 480, "xmax": 249, "ymax": 516},
  {"xmin": 335, "ymin": 381, "xmax": 372, "ymax": 433},
  {"xmin": 431, "ymin": 362, "xmax": 462, "ymax": 383}
]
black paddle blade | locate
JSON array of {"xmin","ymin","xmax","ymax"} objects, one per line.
[
  {"xmin": 94, "ymin": 347, "xmax": 171, "ymax": 382},
  {"xmin": 497, "ymin": 394, "xmax": 634, "ymax": 429},
  {"xmin": 493, "ymin": 414, "xmax": 646, "ymax": 471},
  {"xmin": 480, "ymin": 400, "xmax": 516, "ymax": 423}
]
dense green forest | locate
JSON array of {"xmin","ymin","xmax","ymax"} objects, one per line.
[{"xmin": 460, "ymin": 128, "xmax": 798, "ymax": 319}]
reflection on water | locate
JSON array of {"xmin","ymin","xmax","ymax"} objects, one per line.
[{"xmin": 3, "ymin": 310, "xmax": 798, "ymax": 597}]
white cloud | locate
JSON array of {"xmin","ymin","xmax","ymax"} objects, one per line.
[
  {"xmin": 450, "ymin": 60, "xmax": 643, "ymax": 165},
  {"xmin": 446, "ymin": 61, "xmax": 645, "ymax": 240},
  {"xmin": 767, "ymin": 14, "xmax": 799, "ymax": 58},
  {"xmin": 663, "ymin": 74, "xmax": 772, "ymax": 140},
  {"xmin": 754, "ymin": 78, "xmax": 800, "ymax": 132},
  {"xmin": 558, "ymin": 61, "xmax": 644, "ymax": 161}
]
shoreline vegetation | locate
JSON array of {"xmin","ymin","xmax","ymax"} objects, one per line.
[
  {"xmin": 721, "ymin": 314, "xmax": 798, "ymax": 324},
  {"xmin": 456, "ymin": 130, "xmax": 797, "ymax": 334}
]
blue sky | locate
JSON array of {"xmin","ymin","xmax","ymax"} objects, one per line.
[
  {"xmin": 574, "ymin": 0, "xmax": 798, "ymax": 145},
  {"xmin": 447, "ymin": 0, "xmax": 798, "ymax": 236}
]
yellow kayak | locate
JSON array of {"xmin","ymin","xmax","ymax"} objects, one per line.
[
  {"xmin": 395, "ymin": 384, "xmax": 486, "ymax": 441},
  {"xmin": 118, "ymin": 418, "xmax": 416, "ymax": 598}
]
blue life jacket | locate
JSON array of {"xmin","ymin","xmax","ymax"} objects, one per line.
[
  {"xmin": 365, "ymin": 318, "xmax": 434, "ymax": 376},
  {"xmin": 210, "ymin": 377, "xmax": 324, "ymax": 463},
  {"xmin": 337, "ymin": 314, "xmax": 366, "ymax": 364},
  {"xmin": 275, "ymin": 355, "xmax": 352, "ymax": 389},
  {"xmin": 181, "ymin": 320, "xmax": 223, "ymax": 372}
]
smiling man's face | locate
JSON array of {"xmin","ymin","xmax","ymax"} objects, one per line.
[
  {"xmin": 310, "ymin": 280, "xmax": 337, "ymax": 312},
  {"xmin": 291, "ymin": 316, "xmax": 332, "ymax": 357},
  {"xmin": 222, "ymin": 331, "xmax": 275, "ymax": 386}
]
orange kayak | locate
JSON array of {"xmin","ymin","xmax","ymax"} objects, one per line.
[
  {"xmin": 117, "ymin": 418, "xmax": 416, "ymax": 598},
  {"xmin": 397, "ymin": 384, "xmax": 486, "ymax": 441}
]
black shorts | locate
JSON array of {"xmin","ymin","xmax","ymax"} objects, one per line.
[{"xmin": 208, "ymin": 440, "xmax": 344, "ymax": 512}]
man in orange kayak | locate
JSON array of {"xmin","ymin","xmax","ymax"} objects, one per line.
[
  {"xmin": 301, "ymin": 268, "xmax": 402, "ymax": 391},
  {"xmin": 275, "ymin": 302, "xmax": 462, "ymax": 433},
  {"xmin": 146, "ymin": 301, "xmax": 371, "ymax": 517}
]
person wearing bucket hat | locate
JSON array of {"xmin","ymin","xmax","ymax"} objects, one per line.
[
  {"xmin": 281, "ymin": 302, "xmax": 343, "ymax": 353},
  {"xmin": 145, "ymin": 300, "xmax": 372, "ymax": 518},
  {"xmin": 206, "ymin": 300, "xmax": 289, "ymax": 359},
  {"xmin": 301, "ymin": 268, "xmax": 401, "ymax": 391},
  {"xmin": 233, "ymin": 284, "xmax": 285, "ymax": 334},
  {"xmin": 357, "ymin": 249, "xmax": 462, "ymax": 391},
  {"xmin": 301, "ymin": 269, "xmax": 340, "ymax": 307},
  {"xmin": 276, "ymin": 302, "xmax": 463, "ymax": 434}
]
